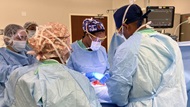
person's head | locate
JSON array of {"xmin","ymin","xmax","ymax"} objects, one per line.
[
  {"xmin": 23, "ymin": 22, "xmax": 38, "ymax": 38},
  {"xmin": 114, "ymin": 4, "xmax": 143, "ymax": 39},
  {"xmin": 4, "ymin": 24, "xmax": 27, "ymax": 52},
  {"xmin": 82, "ymin": 18, "xmax": 106, "ymax": 51},
  {"xmin": 27, "ymin": 22, "xmax": 71, "ymax": 64}
]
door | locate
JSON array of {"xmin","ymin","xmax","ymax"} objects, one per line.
[
  {"xmin": 180, "ymin": 14, "xmax": 190, "ymax": 41},
  {"xmin": 71, "ymin": 15, "xmax": 108, "ymax": 50}
]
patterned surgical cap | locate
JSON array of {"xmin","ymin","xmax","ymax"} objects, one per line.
[
  {"xmin": 82, "ymin": 18, "xmax": 105, "ymax": 33},
  {"xmin": 28, "ymin": 22, "xmax": 71, "ymax": 62}
]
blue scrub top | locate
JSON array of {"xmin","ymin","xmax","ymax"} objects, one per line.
[{"xmin": 66, "ymin": 41, "xmax": 109, "ymax": 74}]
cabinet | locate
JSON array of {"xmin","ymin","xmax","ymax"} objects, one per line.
[{"xmin": 180, "ymin": 14, "xmax": 190, "ymax": 41}]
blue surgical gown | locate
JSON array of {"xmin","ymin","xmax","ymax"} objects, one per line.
[
  {"xmin": 2, "ymin": 59, "xmax": 101, "ymax": 107},
  {"xmin": 178, "ymin": 41, "xmax": 190, "ymax": 107},
  {"xmin": 66, "ymin": 41, "xmax": 109, "ymax": 74},
  {"xmin": 108, "ymin": 33, "xmax": 125, "ymax": 67},
  {"xmin": 107, "ymin": 28, "xmax": 187, "ymax": 107},
  {"xmin": 0, "ymin": 47, "xmax": 36, "ymax": 99}
]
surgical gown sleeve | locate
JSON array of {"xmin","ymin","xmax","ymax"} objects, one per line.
[
  {"xmin": 108, "ymin": 33, "xmax": 125, "ymax": 67},
  {"xmin": 103, "ymin": 55, "xmax": 110, "ymax": 74},
  {"xmin": 66, "ymin": 57, "xmax": 74, "ymax": 70},
  {"xmin": 0, "ymin": 55, "xmax": 20, "ymax": 83},
  {"xmin": 106, "ymin": 33, "xmax": 141, "ymax": 106},
  {"xmin": 0, "ymin": 55, "xmax": 21, "ymax": 98},
  {"xmin": 106, "ymin": 50, "xmax": 137, "ymax": 106}
]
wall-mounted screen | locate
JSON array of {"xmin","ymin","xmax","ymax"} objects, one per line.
[{"xmin": 146, "ymin": 6, "xmax": 175, "ymax": 28}]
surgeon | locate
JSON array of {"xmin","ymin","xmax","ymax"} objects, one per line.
[
  {"xmin": 23, "ymin": 21, "xmax": 38, "ymax": 38},
  {"xmin": 23, "ymin": 21, "xmax": 38, "ymax": 51},
  {"xmin": 106, "ymin": 4, "xmax": 187, "ymax": 107},
  {"xmin": 66, "ymin": 18, "xmax": 110, "ymax": 84},
  {"xmin": 1, "ymin": 22, "xmax": 101, "ymax": 107},
  {"xmin": 0, "ymin": 24, "xmax": 36, "ymax": 99}
]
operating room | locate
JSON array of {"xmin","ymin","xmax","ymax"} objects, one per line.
[{"xmin": 0, "ymin": 0, "xmax": 190, "ymax": 107}]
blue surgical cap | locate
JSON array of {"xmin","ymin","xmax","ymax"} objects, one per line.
[{"xmin": 114, "ymin": 4, "xmax": 143, "ymax": 29}]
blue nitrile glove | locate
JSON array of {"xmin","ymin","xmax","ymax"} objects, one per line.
[
  {"xmin": 85, "ymin": 72, "xmax": 104, "ymax": 82},
  {"xmin": 99, "ymin": 73, "xmax": 110, "ymax": 84}
]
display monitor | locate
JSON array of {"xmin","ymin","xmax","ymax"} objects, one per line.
[{"xmin": 146, "ymin": 6, "xmax": 175, "ymax": 28}]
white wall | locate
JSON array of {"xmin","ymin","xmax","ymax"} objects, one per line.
[
  {"xmin": 1, "ymin": 0, "xmax": 189, "ymax": 47},
  {"xmin": 0, "ymin": 0, "xmax": 113, "ymax": 47},
  {"xmin": 0, "ymin": 0, "xmax": 113, "ymax": 27},
  {"xmin": 112, "ymin": 0, "xmax": 159, "ymax": 9},
  {"xmin": 157, "ymin": 0, "xmax": 190, "ymax": 14}
]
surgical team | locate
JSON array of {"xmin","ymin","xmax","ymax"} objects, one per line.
[{"xmin": 0, "ymin": 3, "xmax": 188, "ymax": 107}]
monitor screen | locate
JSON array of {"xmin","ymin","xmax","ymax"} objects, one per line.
[{"xmin": 146, "ymin": 6, "xmax": 175, "ymax": 28}]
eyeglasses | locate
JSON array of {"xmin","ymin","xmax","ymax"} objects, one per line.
[
  {"xmin": 88, "ymin": 32, "xmax": 106, "ymax": 42},
  {"xmin": 13, "ymin": 30, "xmax": 28, "ymax": 41}
]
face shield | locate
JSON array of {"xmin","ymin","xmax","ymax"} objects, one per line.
[
  {"xmin": 13, "ymin": 30, "xmax": 28, "ymax": 41},
  {"xmin": 82, "ymin": 18, "xmax": 106, "ymax": 42},
  {"xmin": 84, "ymin": 22, "xmax": 106, "ymax": 51},
  {"xmin": 4, "ymin": 30, "xmax": 27, "ymax": 52}
]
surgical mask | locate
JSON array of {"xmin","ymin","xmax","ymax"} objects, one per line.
[
  {"xmin": 90, "ymin": 41, "xmax": 101, "ymax": 51},
  {"xmin": 12, "ymin": 40, "xmax": 26, "ymax": 52},
  {"xmin": 88, "ymin": 35, "xmax": 102, "ymax": 51},
  {"xmin": 116, "ymin": 31, "xmax": 126, "ymax": 41},
  {"xmin": 28, "ymin": 30, "xmax": 36, "ymax": 38},
  {"xmin": 121, "ymin": 34, "xmax": 126, "ymax": 41}
]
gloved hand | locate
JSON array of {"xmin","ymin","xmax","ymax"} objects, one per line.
[
  {"xmin": 99, "ymin": 73, "xmax": 110, "ymax": 84},
  {"xmin": 85, "ymin": 72, "xmax": 104, "ymax": 82}
]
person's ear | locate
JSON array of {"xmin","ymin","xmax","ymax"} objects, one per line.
[
  {"xmin": 122, "ymin": 23, "xmax": 128, "ymax": 31},
  {"xmin": 4, "ymin": 37, "xmax": 12, "ymax": 46},
  {"xmin": 84, "ymin": 32, "xmax": 89, "ymax": 37}
]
